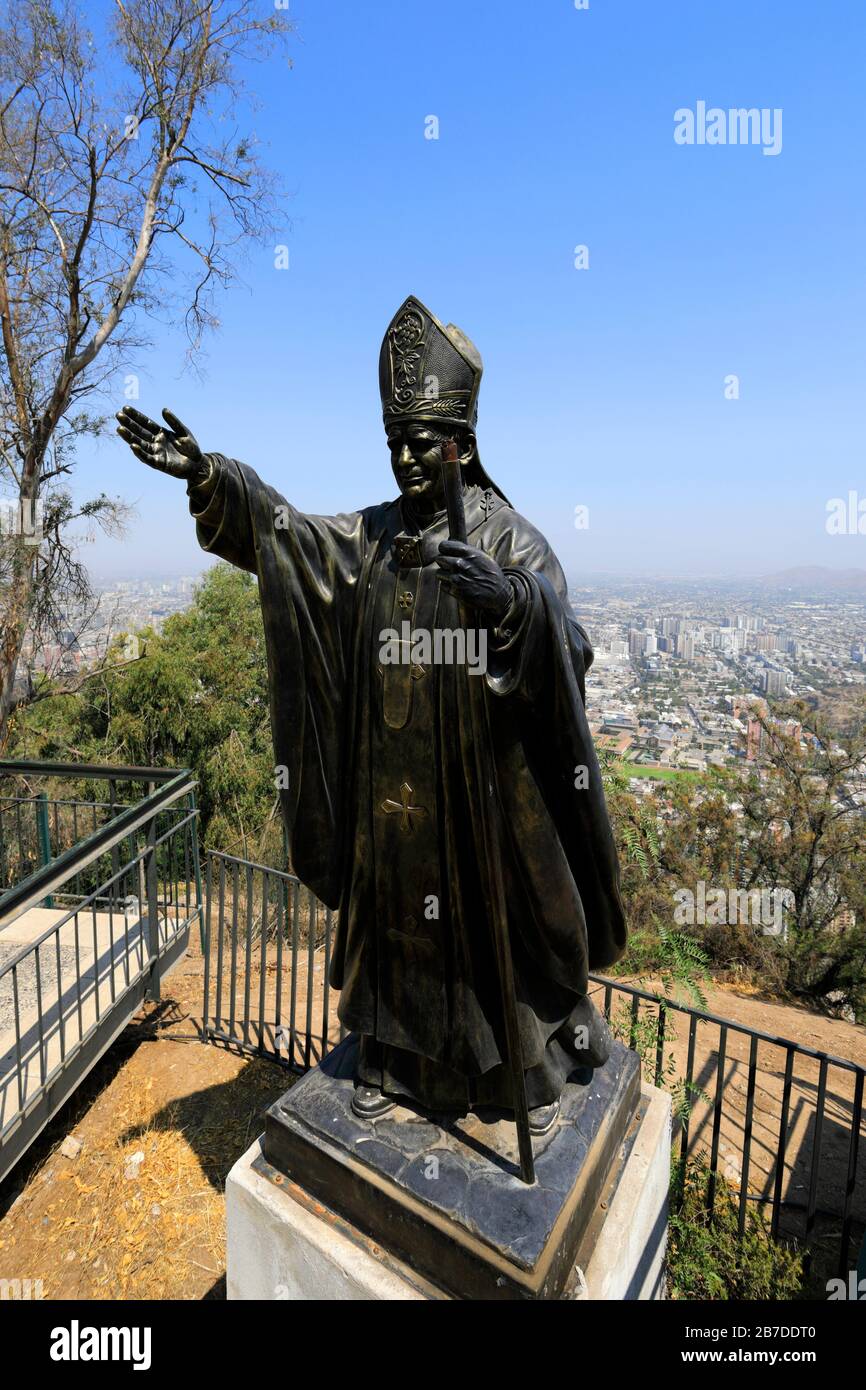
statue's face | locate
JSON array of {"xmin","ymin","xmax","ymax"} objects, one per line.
[
  {"xmin": 387, "ymin": 422, "xmax": 475, "ymax": 513},
  {"xmin": 387, "ymin": 422, "xmax": 448, "ymax": 508}
]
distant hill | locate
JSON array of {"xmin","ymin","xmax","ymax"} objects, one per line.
[{"xmin": 758, "ymin": 566, "xmax": 866, "ymax": 593}]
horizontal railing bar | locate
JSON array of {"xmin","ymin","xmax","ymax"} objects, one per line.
[
  {"xmin": 0, "ymin": 772, "xmax": 196, "ymax": 928},
  {"xmin": 202, "ymin": 1023, "xmax": 298, "ymax": 1068},
  {"xmin": 0, "ymin": 796, "xmax": 129, "ymax": 809},
  {"xmin": 590, "ymin": 973, "xmax": 866, "ymax": 1079},
  {"xmin": 206, "ymin": 849, "xmax": 300, "ymax": 885},
  {"xmin": 0, "ymin": 889, "xmax": 195, "ymax": 982},
  {"xmin": 0, "ymin": 812, "xmax": 197, "ymax": 975},
  {"xmin": 151, "ymin": 806, "xmax": 198, "ymax": 852},
  {"xmin": 0, "ymin": 760, "xmax": 182, "ymax": 783}
]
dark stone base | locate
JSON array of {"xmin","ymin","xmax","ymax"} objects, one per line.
[{"xmin": 261, "ymin": 1035, "xmax": 641, "ymax": 1300}]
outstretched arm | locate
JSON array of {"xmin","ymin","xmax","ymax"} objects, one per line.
[
  {"xmin": 116, "ymin": 404, "xmax": 274, "ymax": 572},
  {"xmin": 117, "ymin": 403, "xmax": 369, "ymax": 596}
]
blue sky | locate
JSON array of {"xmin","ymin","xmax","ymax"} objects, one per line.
[{"xmin": 78, "ymin": 0, "xmax": 865, "ymax": 581}]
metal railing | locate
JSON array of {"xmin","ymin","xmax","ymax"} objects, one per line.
[
  {"xmin": 199, "ymin": 850, "xmax": 866, "ymax": 1280},
  {"xmin": 0, "ymin": 760, "xmax": 198, "ymax": 906},
  {"xmin": 593, "ymin": 976, "xmax": 866, "ymax": 1279},
  {"xmin": 1, "ymin": 787, "xmax": 125, "ymax": 901},
  {"xmin": 201, "ymin": 850, "xmax": 339, "ymax": 1069},
  {"xmin": 0, "ymin": 761, "xmax": 202, "ymax": 1184}
]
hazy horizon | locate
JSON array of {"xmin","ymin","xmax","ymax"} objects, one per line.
[{"xmin": 88, "ymin": 558, "xmax": 866, "ymax": 588}]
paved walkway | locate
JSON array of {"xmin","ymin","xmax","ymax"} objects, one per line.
[{"xmin": 0, "ymin": 904, "xmax": 166, "ymax": 1136}]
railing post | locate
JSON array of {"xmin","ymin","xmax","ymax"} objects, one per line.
[
  {"xmin": 36, "ymin": 791, "xmax": 53, "ymax": 908},
  {"xmin": 202, "ymin": 853, "xmax": 212, "ymax": 1040},
  {"xmin": 144, "ymin": 812, "xmax": 161, "ymax": 1001},
  {"xmin": 0, "ymin": 800, "xmax": 8, "ymax": 892},
  {"xmin": 108, "ymin": 778, "xmax": 122, "ymax": 907},
  {"xmin": 190, "ymin": 788, "xmax": 204, "ymax": 950}
]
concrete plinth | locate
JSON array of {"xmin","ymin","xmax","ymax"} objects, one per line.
[{"xmin": 226, "ymin": 1080, "xmax": 671, "ymax": 1301}]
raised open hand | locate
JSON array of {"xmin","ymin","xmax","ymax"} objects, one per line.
[{"xmin": 115, "ymin": 406, "xmax": 204, "ymax": 480}]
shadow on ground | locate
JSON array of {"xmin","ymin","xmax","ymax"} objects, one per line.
[
  {"xmin": 117, "ymin": 1053, "xmax": 295, "ymax": 1192},
  {"xmin": 0, "ymin": 999, "xmax": 184, "ymax": 1217}
]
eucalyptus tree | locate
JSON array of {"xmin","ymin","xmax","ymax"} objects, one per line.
[{"xmin": 0, "ymin": 0, "xmax": 289, "ymax": 737}]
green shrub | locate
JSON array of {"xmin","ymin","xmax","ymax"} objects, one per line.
[{"xmin": 667, "ymin": 1156, "xmax": 804, "ymax": 1300}]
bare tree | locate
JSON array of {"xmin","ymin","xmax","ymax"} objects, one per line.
[{"xmin": 0, "ymin": 0, "xmax": 289, "ymax": 740}]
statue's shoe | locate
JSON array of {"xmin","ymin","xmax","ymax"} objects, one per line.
[
  {"xmin": 351, "ymin": 1083, "xmax": 397, "ymax": 1119},
  {"xmin": 528, "ymin": 1098, "xmax": 561, "ymax": 1136}
]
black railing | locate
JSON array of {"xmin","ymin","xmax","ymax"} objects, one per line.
[
  {"xmin": 0, "ymin": 761, "xmax": 203, "ymax": 1185},
  {"xmin": 592, "ymin": 976, "xmax": 866, "ymax": 1280},
  {"xmin": 201, "ymin": 851, "xmax": 339, "ymax": 1069},
  {"xmin": 200, "ymin": 851, "xmax": 866, "ymax": 1282}
]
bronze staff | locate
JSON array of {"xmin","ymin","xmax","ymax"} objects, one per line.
[{"xmin": 440, "ymin": 438, "xmax": 535, "ymax": 1184}]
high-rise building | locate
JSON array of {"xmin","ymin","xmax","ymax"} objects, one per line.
[{"xmin": 763, "ymin": 669, "xmax": 787, "ymax": 697}]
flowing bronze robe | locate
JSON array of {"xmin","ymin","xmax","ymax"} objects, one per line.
[{"xmin": 189, "ymin": 456, "xmax": 626, "ymax": 1108}]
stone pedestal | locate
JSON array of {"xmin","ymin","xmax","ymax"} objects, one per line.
[{"xmin": 226, "ymin": 1037, "xmax": 671, "ymax": 1301}]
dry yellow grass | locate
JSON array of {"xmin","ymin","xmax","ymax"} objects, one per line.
[{"xmin": 0, "ymin": 1006, "xmax": 292, "ymax": 1300}]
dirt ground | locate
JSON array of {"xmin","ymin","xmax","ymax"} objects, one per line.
[
  {"xmin": 0, "ymin": 949, "xmax": 292, "ymax": 1300},
  {"xmin": 1, "ymin": 938, "xmax": 864, "ymax": 1300}
]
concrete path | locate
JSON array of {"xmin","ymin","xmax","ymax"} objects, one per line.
[{"xmin": 0, "ymin": 903, "xmax": 169, "ymax": 1136}]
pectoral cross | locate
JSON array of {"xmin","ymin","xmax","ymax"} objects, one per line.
[{"xmin": 381, "ymin": 781, "xmax": 428, "ymax": 833}]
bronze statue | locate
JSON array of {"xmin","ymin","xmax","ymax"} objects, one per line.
[{"xmin": 116, "ymin": 295, "xmax": 627, "ymax": 1154}]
